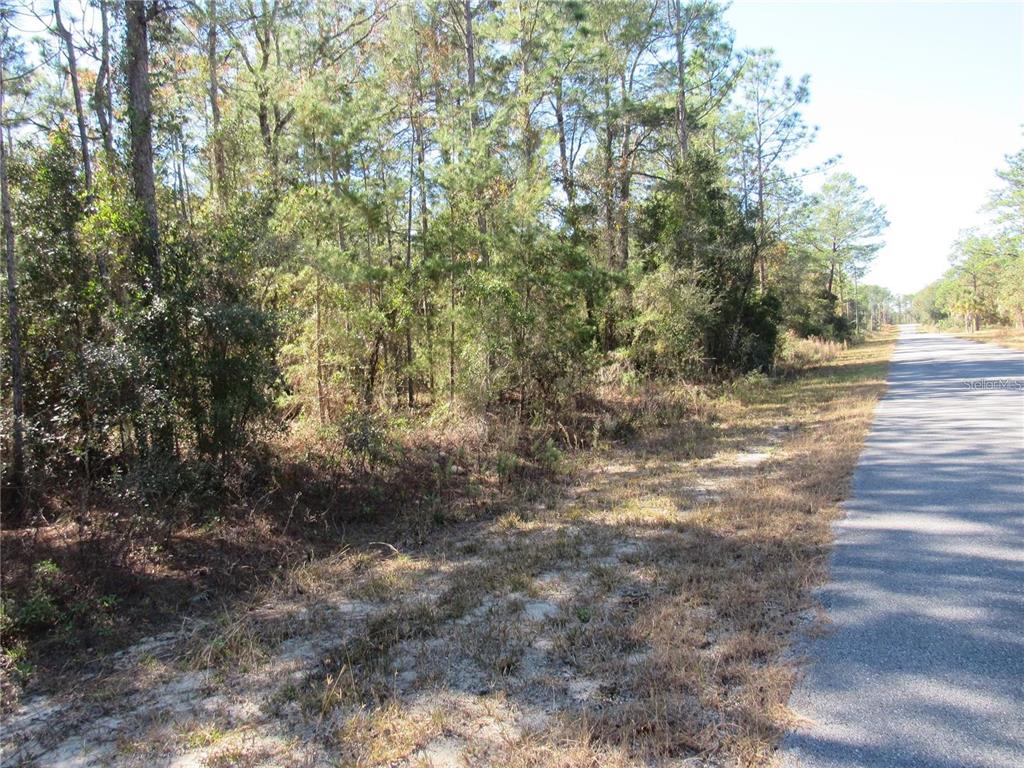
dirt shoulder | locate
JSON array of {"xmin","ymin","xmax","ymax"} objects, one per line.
[{"xmin": 0, "ymin": 333, "xmax": 896, "ymax": 768}]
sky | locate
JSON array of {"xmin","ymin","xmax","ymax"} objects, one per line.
[{"xmin": 725, "ymin": 0, "xmax": 1024, "ymax": 295}]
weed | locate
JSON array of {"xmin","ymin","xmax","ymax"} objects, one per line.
[
  {"xmin": 951, "ymin": 325, "xmax": 1024, "ymax": 351},
  {"xmin": 496, "ymin": 451, "xmax": 523, "ymax": 485},
  {"xmin": 774, "ymin": 330, "xmax": 844, "ymax": 374},
  {"xmin": 333, "ymin": 703, "xmax": 445, "ymax": 765},
  {"xmin": 184, "ymin": 607, "xmax": 286, "ymax": 673},
  {"xmin": 182, "ymin": 722, "xmax": 228, "ymax": 749}
]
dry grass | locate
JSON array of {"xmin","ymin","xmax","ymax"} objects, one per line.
[
  {"xmin": 333, "ymin": 702, "xmax": 448, "ymax": 765},
  {"xmin": 4, "ymin": 331, "xmax": 897, "ymax": 768},
  {"xmin": 951, "ymin": 325, "xmax": 1024, "ymax": 351},
  {"xmin": 774, "ymin": 330, "xmax": 846, "ymax": 374}
]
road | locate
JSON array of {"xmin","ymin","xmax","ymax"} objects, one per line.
[{"xmin": 780, "ymin": 326, "xmax": 1024, "ymax": 768}]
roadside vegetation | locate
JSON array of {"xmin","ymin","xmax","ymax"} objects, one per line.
[
  {"xmin": 0, "ymin": 0, "xmax": 905, "ymax": 703},
  {"xmin": 3, "ymin": 330, "xmax": 896, "ymax": 767},
  {"xmin": 948, "ymin": 326, "xmax": 1024, "ymax": 352}
]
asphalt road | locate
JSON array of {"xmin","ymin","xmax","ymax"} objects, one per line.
[{"xmin": 780, "ymin": 326, "xmax": 1024, "ymax": 768}]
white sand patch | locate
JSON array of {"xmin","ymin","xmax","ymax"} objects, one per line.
[
  {"xmin": 522, "ymin": 599, "xmax": 560, "ymax": 622},
  {"xmin": 412, "ymin": 736, "xmax": 464, "ymax": 767},
  {"xmin": 734, "ymin": 450, "xmax": 770, "ymax": 466}
]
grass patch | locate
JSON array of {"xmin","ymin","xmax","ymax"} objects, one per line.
[
  {"xmin": 949, "ymin": 325, "xmax": 1024, "ymax": 351},
  {"xmin": 5, "ymin": 331, "xmax": 897, "ymax": 768},
  {"xmin": 333, "ymin": 703, "xmax": 448, "ymax": 765}
]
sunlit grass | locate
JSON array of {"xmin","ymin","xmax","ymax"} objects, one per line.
[
  {"xmin": 951, "ymin": 325, "xmax": 1024, "ymax": 351},
  {"xmin": 80, "ymin": 330, "xmax": 900, "ymax": 768}
]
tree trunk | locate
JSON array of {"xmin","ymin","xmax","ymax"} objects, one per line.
[
  {"xmin": 315, "ymin": 270, "xmax": 326, "ymax": 424},
  {"xmin": 602, "ymin": 78, "xmax": 615, "ymax": 269},
  {"xmin": 449, "ymin": 264, "xmax": 455, "ymax": 403},
  {"xmin": 88, "ymin": 0, "xmax": 112, "ymax": 280},
  {"xmin": 826, "ymin": 240, "xmax": 837, "ymax": 295},
  {"xmin": 173, "ymin": 134, "xmax": 187, "ymax": 218},
  {"xmin": 554, "ymin": 77, "xmax": 592, "ymax": 333},
  {"xmin": 257, "ymin": 97, "xmax": 276, "ymax": 173},
  {"xmin": 462, "ymin": 0, "xmax": 488, "ymax": 264},
  {"xmin": 853, "ymin": 273, "xmax": 859, "ymax": 331},
  {"xmin": 518, "ymin": 14, "xmax": 537, "ymax": 166},
  {"xmin": 93, "ymin": 0, "xmax": 114, "ymax": 162},
  {"xmin": 53, "ymin": 0, "xmax": 93, "ymax": 192},
  {"xmin": 553, "ymin": 77, "xmax": 574, "ymax": 206},
  {"xmin": 125, "ymin": 0, "xmax": 161, "ymax": 289},
  {"xmin": 755, "ymin": 144, "xmax": 766, "ymax": 292},
  {"xmin": 404, "ymin": 108, "xmax": 416, "ymax": 408},
  {"xmin": 617, "ymin": 125, "xmax": 631, "ymax": 270},
  {"xmin": 207, "ymin": 0, "xmax": 227, "ymax": 203},
  {"xmin": 601, "ymin": 77, "xmax": 616, "ymax": 351},
  {"xmin": 972, "ymin": 273, "xmax": 980, "ymax": 331},
  {"xmin": 416, "ymin": 61, "xmax": 432, "ymax": 397},
  {"xmin": 1, "ymin": 65, "xmax": 26, "ymax": 515},
  {"xmin": 671, "ymin": 0, "xmax": 688, "ymax": 164},
  {"xmin": 464, "ymin": 0, "xmax": 477, "ymax": 128},
  {"xmin": 365, "ymin": 332, "xmax": 382, "ymax": 406},
  {"xmin": 616, "ymin": 170, "xmax": 630, "ymax": 270},
  {"xmin": 179, "ymin": 134, "xmax": 193, "ymax": 223}
]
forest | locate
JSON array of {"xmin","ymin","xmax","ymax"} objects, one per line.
[
  {"xmin": 0, "ymin": 0, "xmax": 899, "ymax": 513},
  {"xmin": 0, "ymin": 0, "xmax": 942, "ymax": 741},
  {"xmin": 5, "ymin": 1, "xmax": 1024, "ymax": 764}
]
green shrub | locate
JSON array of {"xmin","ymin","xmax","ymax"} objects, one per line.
[
  {"xmin": 496, "ymin": 451, "xmax": 523, "ymax": 485},
  {"xmin": 629, "ymin": 263, "xmax": 713, "ymax": 379},
  {"xmin": 533, "ymin": 438, "xmax": 563, "ymax": 473},
  {"xmin": 337, "ymin": 408, "xmax": 393, "ymax": 472}
]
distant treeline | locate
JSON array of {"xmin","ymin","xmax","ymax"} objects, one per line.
[{"xmin": 912, "ymin": 148, "xmax": 1024, "ymax": 331}]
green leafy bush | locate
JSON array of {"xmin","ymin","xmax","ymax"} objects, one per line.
[{"xmin": 337, "ymin": 408, "xmax": 394, "ymax": 472}]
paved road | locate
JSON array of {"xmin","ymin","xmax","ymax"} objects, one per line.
[{"xmin": 781, "ymin": 326, "xmax": 1024, "ymax": 768}]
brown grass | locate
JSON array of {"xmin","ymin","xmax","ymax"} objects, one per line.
[
  {"xmin": 950, "ymin": 325, "xmax": 1024, "ymax": 351},
  {"xmin": 774, "ymin": 329, "xmax": 846, "ymax": 374},
  {"xmin": 3, "ymin": 331, "xmax": 897, "ymax": 768}
]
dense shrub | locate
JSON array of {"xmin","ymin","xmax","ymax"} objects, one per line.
[{"xmin": 4, "ymin": 128, "xmax": 280, "ymax": 502}]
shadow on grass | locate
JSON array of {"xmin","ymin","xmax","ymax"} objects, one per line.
[{"xmin": 2, "ymin": 334, "xmax": 901, "ymax": 766}]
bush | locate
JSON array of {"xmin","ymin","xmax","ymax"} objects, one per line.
[
  {"xmin": 336, "ymin": 407, "xmax": 394, "ymax": 472},
  {"xmin": 629, "ymin": 263, "xmax": 714, "ymax": 378},
  {"xmin": 732, "ymin": 291, "xmax": 782, "ymax": 373},
  {"xmin": 774, "ymin": 330, "xmax": 843, "ymax": 374},
  {"xmin": 7, "ymin": 127, "xmax": 281, "ymax": 491},
  {"xmin": 496, "ymin": 451, "xmax": 523, "ymax": 485},
  {"xmin": 532, "ymin": 437, "xmax": 564, "ymax": 473},
  {"xmin": 1, "ymin": 557, "xmax": 121, "ymax": 659}
]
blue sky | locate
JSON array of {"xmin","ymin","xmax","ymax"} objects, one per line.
[{"xmin": 726, "ymin": 0, "xmax": 1024, "ymax": 295}]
